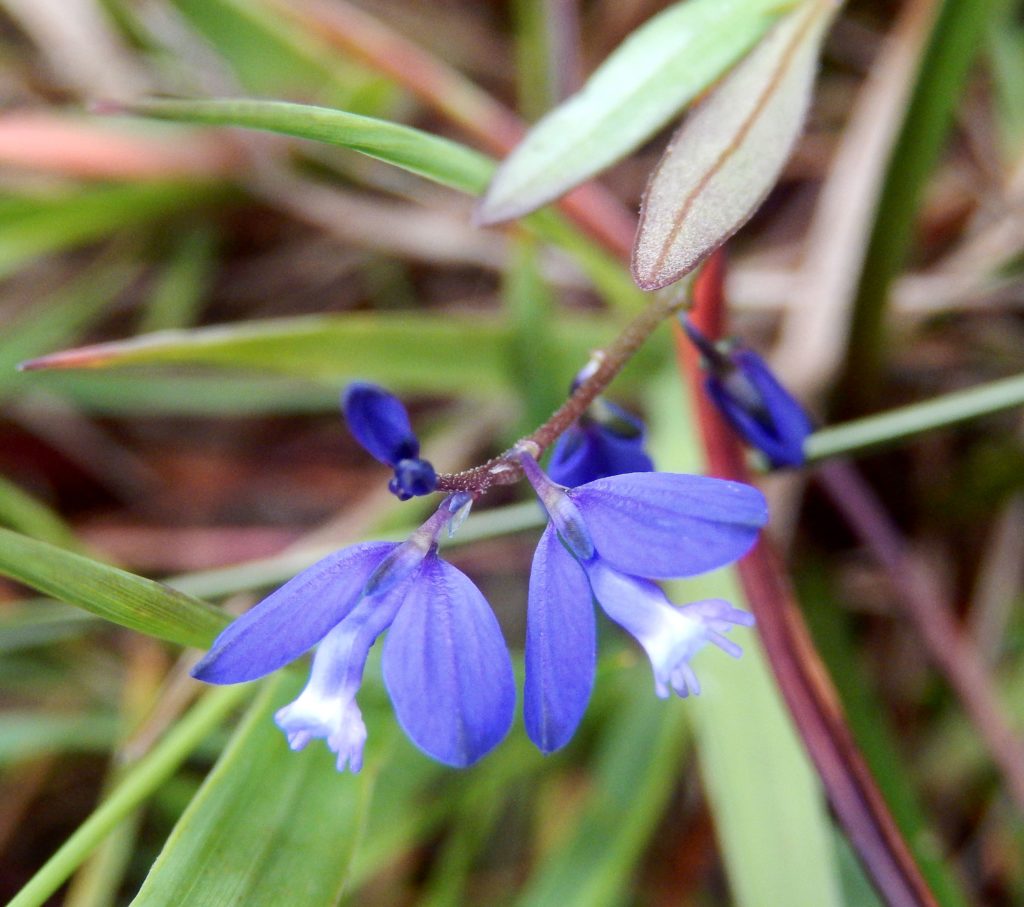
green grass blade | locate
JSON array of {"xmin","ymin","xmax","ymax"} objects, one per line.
[
  {"xmin": 169, "ymin": 0, "xmax": 393, "ymax": 112},
  {"xmin": 122, "ymin": 98, "xmax": 494, "ymax": 193},
  {"xmin": 20, "ymin": 311, "xmax": 662, "ymax": 399},
  {"xmin": 139, "ymin": 226, "xmax": 217, "ymax": 333},
  {"xmin": 514, "ymin": 674, "xmax": 691, "ymax": 907},
  {"xmin": 479, "ymin": 0, "xmax": 796, "ymax": 223},
  {"xmin": 0, "ymin": 528, "xmax": 228, "ymax": 648},
  {"xmin": 8, "ymin": 684, "xmax": 250, "ymax": 907},
  {"xmin": 0, "ymin": 182, "xmax": 227, "ymax": 280},
  {"xmin": 0, "ymin": 475, "xmax": 80, "ymax": 548},
  {"xmin": 838, "ymin": 0, "xmax": 995, "ymax": 411},
  {"xmin": 131, "ymin": 673, "xmax": 367, "ymax": 907},
  {"xmin": 650, "ymin": 370, "xmax": 844, "ymax": 907}
]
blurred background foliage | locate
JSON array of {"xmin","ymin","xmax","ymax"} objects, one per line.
[{"xmin": 0, "ymin": 0, "xmax": 1022, "ymax": 905}]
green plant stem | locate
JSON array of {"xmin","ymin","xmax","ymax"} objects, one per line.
[
  {"xmin": 837, "ymin": 0, "xmax": 993, "ymax": 413},
  {"xmin": 806, "ymin": 371, "xmax": 1024, "ymax": 461},
  {"xmin": 8, "ymin": 684, "xmax": 252, "ymax": 907}
]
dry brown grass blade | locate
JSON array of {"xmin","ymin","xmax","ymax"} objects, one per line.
[{"xmin": 773, "ymin": 0, "xmax": 942, "ymax": 401}]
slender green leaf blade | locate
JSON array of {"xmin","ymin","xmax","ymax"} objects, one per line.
[
  {"xmin": 121, "ymin": 98, "xmax": 494, "ymax": 193},
  {"xmin": 0, "ymin": 528, "xmax": 228, "ymax": 647},
  {"xmin": 0, "ymin": 475, "xmax": 79, "ymax": 548},
  {"xmin": 649, "ymin": 372, "xmax": 844, "ymax": 907},
  {"xmin": 632, "ymin": 0, "xmax": 835, "ymax": 289},
  {"xmin": 0, "ymin": 182, "xmax": 226, "ymax": 280},
  {"xmin": 132, "ymin": 673, "xmax": 366, "ymax": 907},
  {"xmin": 514, "ymin": 674, "xmax": 690, "ymax": 907},
  {"xmin": 19, "ymin": 311, "xmax": 658, "ymax": 398},
  {"xmin": 478, "ymin": 0, "xmax": 796, "ymax": 224}
]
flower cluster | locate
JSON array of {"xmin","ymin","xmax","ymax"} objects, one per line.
[
  {"xmin": 682, "ymin": 317, "xmax": 813, "ymax": 468},
  {"xmin": 193, "ymin": 383, "xmax": 768, "ymax": 771}
]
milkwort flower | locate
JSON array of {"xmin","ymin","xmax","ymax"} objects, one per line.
[
  {"xmin": 547, "ymin": 396, "xmax": 654, "ymax": 487},
  {"xmin": 682, "ymin": 318, "xmax": 813, "ymax": 468},
  {"xmin": 343, "ymin": 382, "xmax": 438, "ymax": 499},
  {"xmin": 517, "ymin": 451, "xmax": 766, "ymax": 753},
  {"xmin": 192, "ymin": 493, "xmax": 515, "ymax": 771}
]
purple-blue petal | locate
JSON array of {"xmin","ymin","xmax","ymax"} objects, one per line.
[
  {"xmin": 524, "ymin": 525, "xmax": 596, "ymax": 754},
  {"xmin": 192, "ymin": 541, "xmax": 397, "ymax": 685},
  {"xmin": 382, "ymin": 555, "xmax": 515, "ymax": 767},
  {"xmin": 548, "ymin": 424, "xmax": 653, "ymax": 488},
  {"xmin": 706, "ymin": 350, "xmax": 813, "ymax": 468},
  {"xmin": 342, "ymin": 382, "xmax": 420, "ymax": 467},
  {"xmin": 570, "ymin": 473, "xmax": 767, "ymax": 578}
]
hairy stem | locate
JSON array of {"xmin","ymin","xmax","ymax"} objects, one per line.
[{"xmin": 435, "ymin": 284, "xmax": 690, "ymax": 493}]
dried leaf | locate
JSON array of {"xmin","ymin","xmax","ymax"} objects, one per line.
[{"xmin": 632, "ymin": 0, "xmax": 837, "ymax": 290}]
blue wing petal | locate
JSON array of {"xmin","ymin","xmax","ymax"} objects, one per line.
[
  {"xmin": 383, "ymin": 555, "xmax": 515, "ymax": 767},
  {"xmin": 570, "ymin": 473, "xmax": 767, "ymax": 578},
  {"xmin": 524, "ymin": 525, "xmax": 596, "ymax": 753},
  {"xmin": 192, "ymin": 541, "xmax": 396, "ymax": 684},
  {"xmin": 343, "ymin": 382, "xmax": 420, "ymax": 466}
]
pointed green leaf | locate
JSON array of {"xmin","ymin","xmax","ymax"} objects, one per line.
[
  {"xmin": 132, "ymin": 673, "xmax": 366, "ymax": 907},
  {"xmin": 19, "ymin": 311, "xmax": 661, "ymax": 398},
  {"xmin": 0, "ymin": 528, "xmax": 228, "ymax": 648},
  {"xmin": 122, "ymin": 98, "xmax": 494, "ymax": 193},
  {"xmin": 632, "ymin": 0, "xmax": 836, "ymax": 290},
  {"xmin": 649, "ymin": 372, "xmax": 844, "ymax": 907},
  {"xmin": 0, "ymin": 182, "xmax": 227, "ymax": 281},
  {"xmin": 514, "ymin": 674, "xmax": 690, "ymax": 907},
  {"xmin": 478, "ymin": 0, "xmax": 797, "ymax": 224}
]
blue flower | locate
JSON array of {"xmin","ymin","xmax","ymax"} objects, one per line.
[
  {"xmin": 343, "ymin": 382, "xmax": 438, "ymax": 499},
  {"xmin": 682, "ymin": 318, "xmax": 813, "ymax": 468},
  {"xmin": 192, "ymin": 495, "xmax": 515, "ymax": 771},
  {"xmin": 547, "ymin": 398, "xmax": 654, "ymax": 487},
  {"xmin": 517, "ymin": 452, "xmax": 766, "ymax": 753}
]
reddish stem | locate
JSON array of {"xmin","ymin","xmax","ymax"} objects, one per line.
[{"xmin": 682, "ymin": 251, "xmax": 937, "ymax": 907}]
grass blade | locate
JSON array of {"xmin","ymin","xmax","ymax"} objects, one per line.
[
  {"xmin": 116, "ymin": 97, "xmax": 494, "ymax": 193},
  {"xmin": 131, "ymin": 673, "xmax": 366, "ymax": 907},
  {"xmin": 0, "ymin": 528, "xmax": 228, "ymax": 648}
]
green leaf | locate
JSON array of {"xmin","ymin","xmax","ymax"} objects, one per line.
[
  {"xmin": 0, "ymin": 182, "xmax": 227, "ymax": 281},
  {"xmin": 632, "ymin": 0, "xmax": 835, "ymax": 289},
  {"xmin": 649, "ymin": 371, "xmax": 844, "ymax": 907},
  {"xmin": 131, "ymin": 673, "xmax": 366, "ymax": 907},
  {"xmin": 0, "ymin": 528, "xmax": 228, "ymax": 648},
  {"xmin": 8, "ymin": 685, "xmax": 250, "ymax": 907},
  {"xmin": 169, "ymin": 0, "xmax": 394, "ymax": 113},
  {"xmin": 514, "ymin": 673, "xmax": 691, "ymax": 907},
  {"xmin": 478, "ymin": 0, "xmax": 796, "ymax": 224},
  {"xmin": 121, "ymin": 98, "xmax": 494, "ymax": 194},
  {"xmin": 0, "ymin": 712, "xmax": 120, "ymax": 764},
  {"xmin": 20, "ymin": 310, "xmax": 660, "ymax": 399},
  {"xmin": 0, "ymin": 474, "xmax": 80, "ymax": 548}
]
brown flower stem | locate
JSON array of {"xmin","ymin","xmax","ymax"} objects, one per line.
[
  {"xmin": 435, "ymin": 283, "xmax": 691, "ymax": 494},
  {"xmin": 681, "ymin": 251, "xmax": 937, "ymax": 907},
  {"xmin": 815, "ymin": 457, "xmax": 1024, "ymax": 813}
]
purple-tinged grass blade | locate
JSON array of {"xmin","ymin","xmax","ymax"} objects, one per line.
[
  {"xmin": 383, "ymin": 555, "xmax": 515, "ymax": 767},
  {"xmin": 632, "ymin": 1, "xmax": 836, "ymax": 290},
  {"xmin": 570, "ymin": 473, "xmax": 767, "ymax": 579},
  {"xmin": 524, "ymin": 525, "xmax": 597, "ymax": 753},
  {"xmin": 193, "ymin": 542, "xmax": 396, "ymax": 684}
]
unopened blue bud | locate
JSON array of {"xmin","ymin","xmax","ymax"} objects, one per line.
[
  {"xmin": 389, "ymin": 458, "xmax": 438, "ymax": 500},
  {"xmin": 343, "ymin": 382, "xmax": 438, "ymax": 500},
  {"xmin": 548, "ymin": 397, "xmax": 653, "ymax": 487},
  {"xmin": 682, "ymin": 318, "xmax": 812, "ymax": 468}
]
